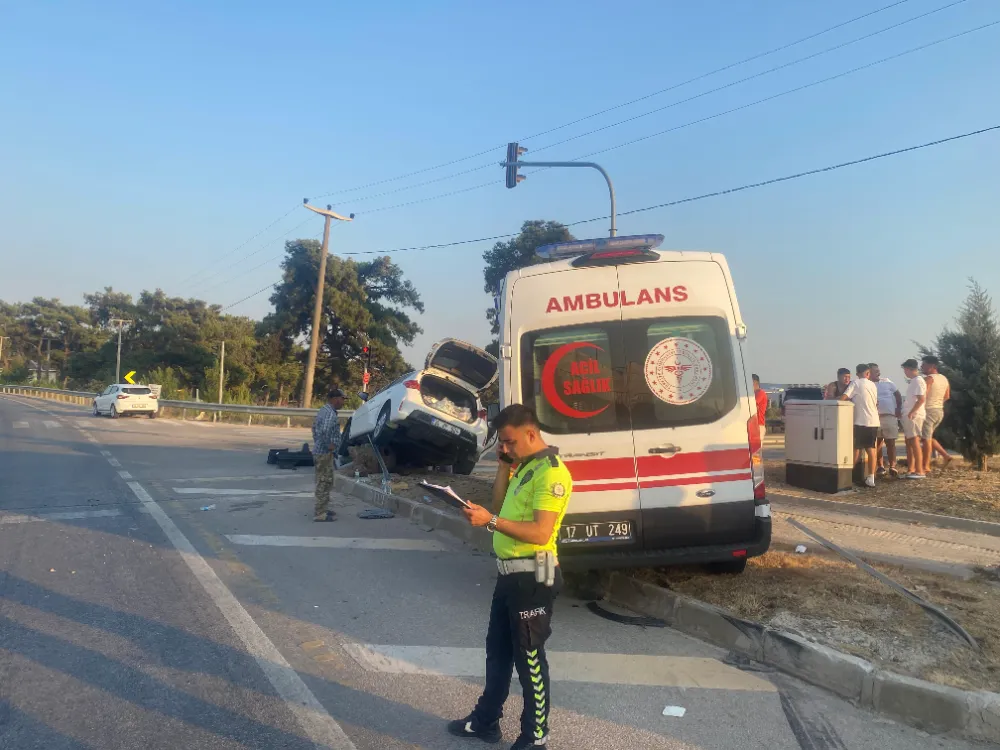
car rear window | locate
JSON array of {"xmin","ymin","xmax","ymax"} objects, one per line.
[
  {"xmin": 520, "ymin": 316, "xmax": 737, "ymax": 435},
  {"xmin": 123, "ymin": 387, "xmax": 151, "ymax": 395}
]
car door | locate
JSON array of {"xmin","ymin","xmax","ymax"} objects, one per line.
[
  {"xmin": 617, "ymin": 261, "xmax": 755, "ymax": 549},
  {"xmin": 96, "ymin": 386, "xmax": 112, "ymax": 412},
  {"xmin": 509, "ymin": 267, "xmax": 640, "ymax": 523}
]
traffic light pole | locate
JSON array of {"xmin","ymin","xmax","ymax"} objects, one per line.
[{"xmin": 501, "ymin": 158, "xmax": 616, "ymax": 237}]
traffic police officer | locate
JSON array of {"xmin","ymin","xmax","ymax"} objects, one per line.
[{"xmin": 449, "ymin": 404, "xmax": 573, "ymax": 749}]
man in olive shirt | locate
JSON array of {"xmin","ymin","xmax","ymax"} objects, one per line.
[{"xmin": 449, "ymin": 404, "xmax": 572, "ymax": 749}]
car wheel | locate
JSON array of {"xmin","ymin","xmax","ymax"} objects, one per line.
[
  {"xmin": 373, "ymin": 405, "xmax": 392, "ymax": 446},
  {"xmin": 148, "ymin": 411, "xmax": 157, "ymax": 419},
  {"xmin": 110, "ymin": 405, "xmax": 119, "ymax": 420},
  {"xmin": 707, "ymin": 558, "xmax": 747, "ymax": 575},
  {"xmin": 93, "ymin": 402, "xmax": 100, "ymax": 416},
  {"xmin": 453, "ymin": 453, "xmax": 477, "ymax": 475}
]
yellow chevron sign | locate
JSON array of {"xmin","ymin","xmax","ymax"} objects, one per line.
[{"xmin": 124, "ymin": 371, "xmax": 137, "ymax": 384}]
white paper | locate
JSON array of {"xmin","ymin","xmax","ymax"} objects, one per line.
[
  {"xmin": 662, "ymin": 705, "xmax": 686, "ymax": 718},
  {"xmin": 418, "ymin": 481, "xmax": 471, "ymax": 508},
  {"xmin": 795, "ymin": 545, "xmax": 807, "ymax": 554}
]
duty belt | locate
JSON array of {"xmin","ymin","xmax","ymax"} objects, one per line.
[{"xmin": 496, "ymin": 558, "xmax": 536, "ymax": 575}]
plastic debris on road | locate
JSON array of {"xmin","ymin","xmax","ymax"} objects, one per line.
[
  {"xmin": 795, "ymin": 544, "xmax": 807, "ymax": 554},
  {"xmin": 200, "ymin": 504, "xmax": 216, "ymax": 511},
  {"xmin": 662, "ymin": 706, "xmax": 686, "ymax": 718}
]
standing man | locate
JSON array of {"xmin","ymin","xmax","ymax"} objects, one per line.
[
  {"xmin": 920, "ymin": 355, "xmax": 952, "ymax": 473},
  {"xmin": 450, "ymin": 404, "xmax": 572, "ymax": 750},
  {"xmin": 753, "ymin": 374, "xmax": 768, "ymax": 441},
  {"xmin": 312, "ymin": 387, "xmax": 346, "ymax": 522},
  {"xmin": 900, "ymin": 359, "xmax": 927, "ymax": 480},
  {"xmin": 870, "ymin": 363, "xmax": 902, "ymax": 477},
  {"xmin": 825, "ymin": 368, "xmax": 851, "ymax": 400},
  {"xmin": 839, "ymin": 363, "xmax": 880, "ymax": 487}
]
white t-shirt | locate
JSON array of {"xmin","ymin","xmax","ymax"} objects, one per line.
[
  {"xmin": 925, "ymin": 373, "xmax": 950, "ymax": 410},
  {"xmin": 843, "ymin": 377, "xmax": 879, "ymax": 427},
  {"xmin": 903, "ymin": 375, "xmax": 927, "ymax": 419},
  {"xmin": 875, "ymin": 378, "xmax": 899, "ymax": 415}
]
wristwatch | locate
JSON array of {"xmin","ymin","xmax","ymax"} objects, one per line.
[{"xmin": 487, "ymin": 515, "xmax": 499, "ymax": 533}]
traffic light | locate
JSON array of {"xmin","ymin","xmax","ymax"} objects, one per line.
[{"xmin": 505, "ymin": 142, "xmax": 528, "ymax": 189}]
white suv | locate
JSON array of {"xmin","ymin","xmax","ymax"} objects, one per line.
[
  {"xmin": 342, "ymin": 339, "xmax": 497, "ymax": 474},
  {"xmin": 93, "ymin": 384, "xmax": 160, "ymax": 418}
]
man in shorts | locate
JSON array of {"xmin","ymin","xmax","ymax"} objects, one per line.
[
  {"xmin": 869, "ymin": 363, "xmax": 902, "ymax": 477},
  {"xmin": 900, "ymin": 359, "xmax": 927, "ymax": 479},
  {"xmin": 920, "ymin": 355, "xmax": 951, "ymax": 473},
  {"xmin": 839, "ymin": 363, "xmax": 880, "ymax": 487}
]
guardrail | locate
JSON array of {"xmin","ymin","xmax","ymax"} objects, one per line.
[{"xmin": 1, "ymin": 385, "xmax": 355, "ymax": 425}]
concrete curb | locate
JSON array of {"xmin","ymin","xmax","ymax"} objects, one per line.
[
  {"xmin": 333, "ymin": 474, "xmax": 493, "ymax": 554},
  {"xmin": 605, "ymin": 572, "xmax": 999, "ymax": 744},
  {"xmin": 770, "ymin": 491, "xmax": 1000, "ymax": 538},
  {"xmin": 333, "ymin": 474, "xmax": 999, "ymax": 743}
]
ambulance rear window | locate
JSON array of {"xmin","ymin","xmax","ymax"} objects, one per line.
[
  {"xmin": 520, "ymin": 315, "xmax": 737, "ymax": 434},
  {"xmin": 520, "ymin": 326, "xmax": 623, "ymax": 435}
]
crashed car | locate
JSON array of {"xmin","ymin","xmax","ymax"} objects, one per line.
[{"xmin": 342, "ymin": 339, "xmax": 497, "ymax": 474}]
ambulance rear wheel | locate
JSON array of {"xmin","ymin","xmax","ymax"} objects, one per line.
[{"xmin": 707, "ymin": 558, "xmax": 747, "ymax": 575}]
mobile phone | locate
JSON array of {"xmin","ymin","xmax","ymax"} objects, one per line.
[{"xmin": 498, "ymin": 452, "xmax": 514, "ymax": 464}]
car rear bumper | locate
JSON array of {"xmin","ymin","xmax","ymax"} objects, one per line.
[
  {"xmin": 557, "ymin": 507, "xmax": 771, "ymax": 572},
  {"xmin": 389, "ymin": 411, "xmax": 481, "ymax": 460}
]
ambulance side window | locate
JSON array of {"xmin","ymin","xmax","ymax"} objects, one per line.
[
  {"xmin": 520, "ymin": 325, "xmax": 626, "ymax": 435},
  {"xmin": 623, "ymin": 316, "xmax": 738, "ymax": 429}
]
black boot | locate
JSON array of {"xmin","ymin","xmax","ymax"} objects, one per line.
[
  {"xmin": 509, "ymin": 732, "xmax": 547, "ymax": 749},
  {"xmin": 447, "ymin": 713, "xmax": 502, "ymax": 744}
]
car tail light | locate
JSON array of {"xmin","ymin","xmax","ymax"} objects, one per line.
[
  {"xmin": 478, "ymin": 409, "xmax": 487, "ymax": 421},
  {"xmin": 747, "ymin": 414, "xmax": 765, "ymax": 502},
  {"xmin": 403, "ymin": 380, "xmax": 420, "ymax": 390},
  {"xmin": 732, "ymin": 549, "xmax": 748, "ymax": 558},
  {"xmin": 116, "ymin": 394, "xmax": 128, "ymax": 400},
  {"xmin": 150, "ymin": 394, "xmax": 158, "ymax": 399}
]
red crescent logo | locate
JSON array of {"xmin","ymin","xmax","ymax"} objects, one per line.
[{"xmin": 541, "ymin": 341, "xmax": 611, "ymax": 419}]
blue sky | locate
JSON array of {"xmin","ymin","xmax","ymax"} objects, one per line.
[{"xmin": 1, "ymin": 0, "xmax": 998, "ymax": 385}]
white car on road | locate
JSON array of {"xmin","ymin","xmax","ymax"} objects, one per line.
[
  {"xmin": 343, "ymin": 339, "xmax": 498, "ymax": 474},
  {"xmin": 93, "ymin": 384, "xmax": 160, "ymax": 419}
]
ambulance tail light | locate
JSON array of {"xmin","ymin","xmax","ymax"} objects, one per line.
[{"xmin": 747, "ymin": 414, "xmax": 765, "ymax": 502}]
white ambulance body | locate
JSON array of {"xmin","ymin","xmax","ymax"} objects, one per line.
[{"xmin": 496, "ymin": 234, "xmax": 770, "ymax": 572}]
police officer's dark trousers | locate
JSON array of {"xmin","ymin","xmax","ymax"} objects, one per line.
[{"xmin": 472, "ymin": 567, "xmax": 563, "ymax": 742}]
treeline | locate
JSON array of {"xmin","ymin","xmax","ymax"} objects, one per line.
[{"xmin": 0, "ymin": 240, "xmax": 423, "ymax": 407}]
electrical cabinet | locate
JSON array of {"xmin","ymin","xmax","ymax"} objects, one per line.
[{"xmin": 784, "ymin": 400, "xmax": 854, "ymax": 493}]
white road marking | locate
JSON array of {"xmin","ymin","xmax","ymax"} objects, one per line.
[
  {"xmin": 0, "ymin": 509, "xmax": 123, "ymax": 525},
  {"xmin": 99, "ymin": 450, "xmax": 112, "ymax": 457},
  {"xmin": 107, "ymin": 457, "xmax": 122, "ymax": 468},
  {"xmin": 226, "ymin": 535, "xmax": 448, "ymax": 551},
  {"xmin": 43, "ymin": 420, "xmax": 61, "ymax": 428},
  {"xmin": 173, "ymin": 487, "xmax": 311, "ymax": 496},
  {"xmin": 118, "ymin": 470, "xmax": 133, "ymax": 480},
  {"xmin": 123, "ymin": 480, "xmax": 355, "ymax": 748},
  {"xmin": 343, "ymin": 645, "xmax": 776, "ymax": 692},
  {"xmin": 13, "ymin": 421, "xmax": 29, "ymax": 428}
]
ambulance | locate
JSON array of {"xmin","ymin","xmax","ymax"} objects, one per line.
[{"xmin": 494, "ymin": 234, "xmax": 770, "ymax": 573}]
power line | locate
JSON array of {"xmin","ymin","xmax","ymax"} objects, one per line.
[
  {"xmin": 355, "ymin": 17, "xmax": 997, "ymax": 217},
  {"xmin": 218, "ymin": 120, "xmax": 996, "ymax": 320},
  {"xmin": 311, "ymin": 0, "xmax": 916, "ymax": 200},
  {"xmin": 176, "ymin": 203, "xmax": 300, "ymax": 287}
]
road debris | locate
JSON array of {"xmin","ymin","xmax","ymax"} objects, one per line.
[{"xmin": 662, "ymin": 705, "xmax": 686, "ymax": 718}]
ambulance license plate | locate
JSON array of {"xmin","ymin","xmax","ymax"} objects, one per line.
[{"xmin": 559, "ymin": 521, "xmax": 633, "ymax": 544}]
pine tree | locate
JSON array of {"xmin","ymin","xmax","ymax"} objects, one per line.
[{"xmin": 933, "ymin": 281, "xmax": 1000, "ymax": 470}]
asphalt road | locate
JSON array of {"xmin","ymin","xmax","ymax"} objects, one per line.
[{"xmin": 0, "ymin": 395, "xmax": 979, "ymax": 750}]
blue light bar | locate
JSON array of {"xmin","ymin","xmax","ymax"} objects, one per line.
[{"xmin": 535, "ymin": 234, "xmax": 664, "ymax": 260}]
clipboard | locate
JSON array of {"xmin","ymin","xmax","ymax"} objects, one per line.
[{"xmin": 418, "ymin": 481, "xmax": 472, "ymax": 510}]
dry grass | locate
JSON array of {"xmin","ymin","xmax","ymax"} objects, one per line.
[
  {"xmin": 636, "ymin": 552, "xmax": 1000, "ymax": 691},
  {"xmin": 766, "ymin": 458, "xmax": 1000, "ymax": 524}
]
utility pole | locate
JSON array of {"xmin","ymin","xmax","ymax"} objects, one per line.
[
  {"xmin": 300, "ymin": 199, "xmax": 354, "ymax": 408},
  {"xmin": 109, "ymin": 318, "xmax": 132, "ymax": 383},
  {"xmin": 217, "ymin": 341, "xmax": 226, "ymax": 404}
]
